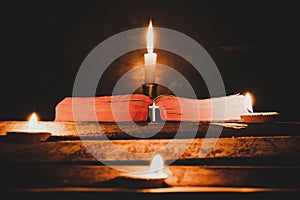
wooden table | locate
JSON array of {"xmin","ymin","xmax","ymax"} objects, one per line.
[{"xmin": 0, "ymin": 121, "xmax": 300, "ymax": 199}]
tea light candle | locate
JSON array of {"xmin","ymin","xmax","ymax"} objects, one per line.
[
  {"xmin": 241, "ymin": 93, "xmax": 280, "ymax": 123},
  {"xmin": 241, "ymin": 112, "xmax": 280, "ymax": 123},
  {"xmin": 6, "ymin": 112, "xmax": 52, "ymax": 143},
  {"xmin": 119, "ymin": 154, "xmax": 168, "ymax": 188}
]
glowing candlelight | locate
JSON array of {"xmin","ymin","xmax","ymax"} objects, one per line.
[
  {"xmin": 5, "ymin": 112, "xmax": 51, "ymax": 143},
  {"xmin": 245, "ymin": 92, "xmax": 253, "ymax": 113},
  {"xmin": 148, "ymin": 154, "xmax": 167, "ymax": 178},
  {"xmin": 121, "ymin": 154, "xmax": 168, "ymax": 181},
  {"xmin": 27, "ymin": 112, "xmax": 39, "ymax": 132},
  {"xmin": 147, "ymin": 20, "xmax": 154, "ymax": 53},
  {"xmin": 241, "ymin": 92, "xmax": 279, "ymax": 123},
  {"xmin": 144, "ymin": 20, "xmax": 157, "ymax": 84}
]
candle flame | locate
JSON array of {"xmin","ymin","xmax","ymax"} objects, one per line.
[
  {"xmin": 245, "ymin": 92, "xmax": 254, "ymax": 113},
  {"xmin": 150, "ymin": 154, "xmax": 164, "ymax": 172},
  {"xmin": 146, "ymin": 20, "xmax": 154, "ymax": 53},
  {"xmin": 28, "ymin": 112, "xmax": 39, "ymax": 131}
]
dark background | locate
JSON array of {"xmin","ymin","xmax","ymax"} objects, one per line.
[{"xmin": 0, "ymin": 0, "xmax": 299, "ymax": 121}]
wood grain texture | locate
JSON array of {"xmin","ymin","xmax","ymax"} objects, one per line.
[
  {"xmin": 1, "ymin": 121, "xmax": 299, "ymax": 197},
  {"xmin": 0, "ymin": 165, "xmax": 299, "ymax": 188},
  {"xmin": 1, "ymin": 121, "xmax": 300, "ymax": 138},
  {"xmin": 0, "ymin": 136, "xmax": 299, "ymax": 164}
]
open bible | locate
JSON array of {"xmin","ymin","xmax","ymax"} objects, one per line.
[{"xmin": 55, "ymin": 93, "xmax": 252, "ymax": 122}]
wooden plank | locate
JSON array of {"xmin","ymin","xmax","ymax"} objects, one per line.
[
  {"xmin": 0, "ymin": 121, "xmax": 300, "ymax": 138},
  {"xmin": 1, "ymin": 121, "xmax": 299, "ymax": 199},
  {"xmin": 1, "ymin": 186, "xmax": 299, "ymax": 200},
  {"xmin": 4, "ymin": 186, "xmax": 298, "ymax": 194},
  {"xmin": 0, "ymin": 165, "xmax": 299, "ymax": 188},
  {"xmin": 0, "ymin": 136, "xmax": 299, "ymax": 164}
]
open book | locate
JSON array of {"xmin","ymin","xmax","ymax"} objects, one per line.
[{"xmin": 55, "ymin": 93, "xmax": 252, "ymax": 122}]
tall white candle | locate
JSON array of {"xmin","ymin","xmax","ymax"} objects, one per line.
[{"xmin": 144, "ymin": 20, "xmax": 157, "ymax": 84}]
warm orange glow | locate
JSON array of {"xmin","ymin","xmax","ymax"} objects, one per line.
[
  {"xmin": 121, "ymin": 154, "xmax": 167, "ymax": 180},
  {"xmin": 144, "ymin": 19, "xmax": 157, "ymax": 83},
  {"xmin": 245, "ymin": 92, "xmax": 254, "ymax": 113},
  {"xmin": 146, "ymin": 20, "xmax": 154, "ymax": 53},
  {"xmin": 245, "ymin": 92, "xmax": 252, "ymax": 104},
  {"xmin": 27, "ymin": 112, "xmax": 39, "ymax": 131},
  {"xmin": 150, "ymin": 154, "xmax": 164, "ymax": 172}
]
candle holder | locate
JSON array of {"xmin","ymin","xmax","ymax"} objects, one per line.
[
  {"xmin": 142, "ymin": 83, "xmax": 158, "ymax": 99},
  {"xmin": 240, "ymin": 112, "xmax": 279, "ymax": 123},
  {"xmin": 5, "ymin": 131, "xmax": 52, "ymax": 143},
  {"xmin": 117, "ymin": 171, "xmax": 168, "ymax": 188}
]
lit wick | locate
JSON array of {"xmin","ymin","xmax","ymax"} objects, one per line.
[
  {"xmin": 27, "ymin": 112, "xmax": 39, "ymax": 131},
  {"xmin": 245, "ymin": 92, "xmax": 253, "ymax": 113}
]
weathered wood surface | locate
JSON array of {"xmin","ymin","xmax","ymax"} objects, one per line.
[
  {"xmin": 0, "ymin": 165, "xmax": 299, "ymax": 189},
  {"xmin": 0, "ymin": 136, "xmax": 299, "ymax": 164},
  {"xmin": 1, "ymin": 121, "xmax": 300, "ymax": 198},
  {"xmin": 0, "ymin": 121, "xmax": 300, "ymax": 138},
  {"xmin": 1, "ymin": 187, "xmax": 299, "ymax": 200}
]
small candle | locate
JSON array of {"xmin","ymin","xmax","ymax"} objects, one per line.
[
  {"xmin": 241, "ymin": 93, "xmax": 280, "ymax": 123},
  {"xmin": 119, "ymin": 154, "xmax": 168, "ymax": 188},
  {"xmin": 5, "ymin": 112, "xmax": 51, "ymax": 143},
  {"xmin": 144, "ymin": 20, "xmax": 157, "ymax": 84}
]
